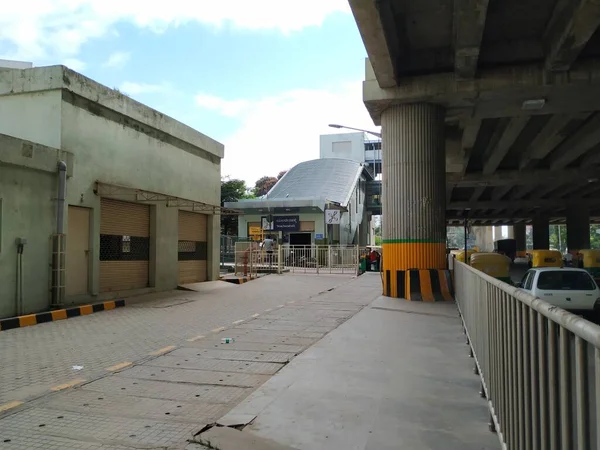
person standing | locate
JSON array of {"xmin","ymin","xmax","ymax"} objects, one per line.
[{"xmin": 263, "ymin": 235, "xmax": 275, "ymax": 266}]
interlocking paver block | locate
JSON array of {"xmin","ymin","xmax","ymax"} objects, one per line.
[
  {"xmin": 0, "ymin": 275, "xmax": 347, "ymax": 403},
  {"xmin": 40, "ymin": 389, "xmax": 227, "ymax": 424},
  {"xmin": 0, "ymin": 407, "xmax": 199, "ymax": 447}
]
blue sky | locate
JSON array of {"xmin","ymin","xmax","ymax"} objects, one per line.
[{"xmin": 0, "ymin": 1, "xmax": 379, "ymax": 185}]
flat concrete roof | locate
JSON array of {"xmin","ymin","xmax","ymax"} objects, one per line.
[{"xmin": 0, "ymin": 65, "xmax": 224, "ymax": 159}]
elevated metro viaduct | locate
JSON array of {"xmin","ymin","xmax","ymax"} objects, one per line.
[{"xmin": 349, "ymin": 0, "xmax": 600, "ymax": 297}]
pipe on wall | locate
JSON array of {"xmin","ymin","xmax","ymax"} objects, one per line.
[
  {"xmin": 50, "ymin": 161, "xmax": 68, "ymax": 309},
  {"xmin": 56, "ymin": 161, "xmax": 67, "ymax": 234}
]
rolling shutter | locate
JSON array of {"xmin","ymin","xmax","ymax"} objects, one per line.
[
  {"xmin": 178, "ymin": 211, "xmax": 208, "ymax": 284},
  {"xmin": 99, "ymin": 198, "xmax": 150, "ymax": 292}
]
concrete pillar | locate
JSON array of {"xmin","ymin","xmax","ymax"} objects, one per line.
[
  {"xmin": 506, "ymin": 226, "xmax": 514, "ymax": 239},
  {"xmin": 514, "ymin": 223, "xmax": 527, "ymax": 257},
  {"xmin": 532, "ymin": 215, "xmax": 550, "ymax": 250},
  {"xmin": 566, "ymin": 205, "xmax": 590, "ymax": 251},
  {"xmin": 381, "ymin": 103, "xmax": 446, "ymax": 296},
  {"xmin": 493, "ymin": 226, "xmax": 503, "ymax": 241}
]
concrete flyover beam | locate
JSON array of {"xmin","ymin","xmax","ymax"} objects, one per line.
[
  {"xmin": 448, "ymin": 198, "xmax": 600, "ymax": 211},
  {"xmin": 549, "ymin": 112, "xmax": 600, "ymax": 169},
  {"xmin": 453, "ymin": 0, "xmax": 490, "ymax": 79},
  {"xmin": 349, "ymin": 0, "xmax": 397, "ymax": 88},
  {"xmin": 363, "ymin": 59, "xmax": 600, "ymax": 124},
  {"xmin": 446, "ymin": 167, "xmax": 599, "ymax": 187},
  {"xmin": 482, "ymin": 116, "xmax": 529, "ymax": 175},
  {"xmin": 518, "ymin": 113, "xmax": 590, "ymax": 170},
  {"xmin": 544, "ymin": 0, "xmax": 600, "ymax": 72}
]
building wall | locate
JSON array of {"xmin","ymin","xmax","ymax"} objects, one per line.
[
  {"xmin": 0, "ymin": 67, "xmax": 223, "ymax": 317},
  {"xmin": 60, "ymin": 97, "xmax": 222, "ymax": 294},
  {"xmin": 319, "ymin": 132, "xmax": 366, "ymax": 163},
  {"xmin": 0, "ymin": 165, "xmax": 57, "ymax": 318},
  {"xmin": 0, "ymin": 90, "xmax": 62, "ymax": 148}
]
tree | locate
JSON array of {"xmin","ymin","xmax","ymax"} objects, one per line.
[
  {"xmin": 277, "ymin": 170, "xmax": 287, "ymax": 180},
  {"xmin": 253, "ymin": 176, "xmax": 278, "ymax": 197},
  {"xmin": 221, "ymin": 177, "xmax": 253, "ymax": 236}
]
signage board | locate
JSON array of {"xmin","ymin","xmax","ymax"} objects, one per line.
[
  {"xmin": 273, "ymin": 215, "xmax": 300, "ymax": 232},
  {"xmin": 261, "ymin": 216, "xmax": 273, "ymax": 231},
  {"xmin": 325, "ymin": 209, "xmax": 341, "ymax": 224},
  {"xmin": 249, "ymin": 226, "xmax": 262, "ymax": 236},
  {"xmin": 315, "ymin": 233, "xmax": 324, "ymax": 239}
]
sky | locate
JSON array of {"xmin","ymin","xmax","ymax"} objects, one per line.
[{"xmin": 0, "ymin": 0, "xmax": 381, "ymax": 187}]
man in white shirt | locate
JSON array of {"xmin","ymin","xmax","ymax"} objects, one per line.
[
  {"xmin": 263, "ymin": 236, "xmax": 275, "ymax": 265},
  {"xmin": 564, "ymin": 250, "xmax": 573, "ymax": 266}
]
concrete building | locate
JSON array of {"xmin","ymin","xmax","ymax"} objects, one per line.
[
  {"xmin": 225, "ymin": 158, "xmax": 372, "ymax": 246},
  {"xmin": 0, "ymin": 65, "xmax": 224, "ymax": 319}
]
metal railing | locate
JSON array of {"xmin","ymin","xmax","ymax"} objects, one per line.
[
  {"xmin": 454, "ymin": 261, "xmax": 600, "ymax": 450},
  {"xmin": 281, "ymin": 245, "xmax": 359, "ymax": 275},
  {"xmin": 232, "ymin": 242, "xmax": 259, "ymax": 278}
]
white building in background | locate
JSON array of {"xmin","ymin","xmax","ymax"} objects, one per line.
[{"xmin": 319, "ymin": 132, "xmax": 382, "ymax": 245}]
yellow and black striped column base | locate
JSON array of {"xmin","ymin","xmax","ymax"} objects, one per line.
[
  {"xmin": 383, "ymin": 269, "xmax": 454, "ymax": 301},
  {"xmin": 0, "ymin": 299, "xmax": 125, "ymax": 332}
]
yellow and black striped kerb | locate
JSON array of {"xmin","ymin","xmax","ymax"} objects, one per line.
[
  {"xmin": 383, "ymin": 269, "xmax": 453, "ymax": 301},
  {"xmin": 0, "ymin": 299, "xmax": 125, "ymax": 332}
]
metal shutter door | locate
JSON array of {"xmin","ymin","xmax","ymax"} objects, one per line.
[
  {"xmin": 178, "ymin": 211, "xmax": 208, "ymax": 284},
  {"xmin": 100, "ymin": 199, "xmax": 150, "ymax": 292}
]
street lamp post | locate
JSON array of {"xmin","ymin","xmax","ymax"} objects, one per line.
[{"xmin": 328, "ymin": 123, "xmax": 381, "ymax": 138}]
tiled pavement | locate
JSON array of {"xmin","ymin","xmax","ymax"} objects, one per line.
[{"xmin": 0, "ymin": 273, "xmax": 381, "ymax": 449}]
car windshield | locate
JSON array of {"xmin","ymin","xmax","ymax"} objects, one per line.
[{"xmin": 537, "ymin": 271, "xmax": 596, "ymax": 291}]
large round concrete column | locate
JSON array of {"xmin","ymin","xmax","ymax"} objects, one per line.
[
  {"xmin": 514, "ymin": 223, "xmax": 527, "ymax": 257},
  {"xmin": 566, "ymin": 205, "xmax": 590, "ymax": 251},
  {"xmin": 381, "ymin": 104, "xmax": 447, "ymax": 299},
  {"xmin": 493, "ymin": 226, "xmax": 503, "ymax": 241},
  {"xmin": 506, "ymin": 226, "xmax": 514, "ymax": 239},
  {"xmin": 532, "ymin": 215, "xmax": 550, "ymax": 250}
]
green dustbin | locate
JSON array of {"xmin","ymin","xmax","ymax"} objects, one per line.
[{"xmin": 360, "ymin": 257, "xmax": 367, "ymax": 272}]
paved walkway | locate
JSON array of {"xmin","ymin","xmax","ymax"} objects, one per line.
[
  {"xmin": 0, "ymin": 273, "xmax": 375, "ymax": 449},
  {"xmin": 215, "ymin": 283, "xmax": 500, "ymax": 450}
]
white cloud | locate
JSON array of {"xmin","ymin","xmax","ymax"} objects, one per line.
[
  {"xmin": 103, "ymin": 51, "xmax": 130, "ymax": 68},
  {"xmin": 195, "ymin": 93, "xmax": 250, "ymax": 118},
  {"xmin": 119, "ymin": 81, "xmax": 171, "ymax": 95},
  {"xmin": 0, "ymin": 1, "xmax": 350, "ymax": 61},
  {"xmin": 209, "ymin": 81, "xmax": 380, "ymax": 187},
  {"xmin": 62, "ymin": 57, "xmax": 86, "ymax": 72}
]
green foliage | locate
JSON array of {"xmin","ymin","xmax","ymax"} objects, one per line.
[{"xmin": 221, "ymin": 177, "xmax": 253, "ymax": 236}]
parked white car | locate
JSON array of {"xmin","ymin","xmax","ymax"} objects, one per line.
[{"xmin": 516, "ymin": 267, "xmax": 600, "ymax": 312}]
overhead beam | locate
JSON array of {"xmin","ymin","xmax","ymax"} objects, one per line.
[
  {"xmin": 549, "ymin": 112, "xmax": 600, "ymax": 169},
  {"xmin": 363, "ymin": 59, "xmax": 600, "ymax": 125},
  {"xmin": 447, "ymin": 166, "xmax": 598, "ymax": 187},
  {"xmin": 482, "ymin": 116, "xmax": 529, "ymax": 174},
  {"xmin": 453, "ymin": 0, "xmax": 490, "ymax": 78},
  {"xmin": 449, "ymin": 198, "xmax": 600, "ymax": 210},
  {"xmin": 518, "ymin": 114, "xmax": 587, "ymax": 170},
  {"xmin": 544, "ymin": 0, "xmax": 600, "ymax": 72},
  {"xmin": 349, "ymin": 0, "xmax": 397, "ymax": 88}
]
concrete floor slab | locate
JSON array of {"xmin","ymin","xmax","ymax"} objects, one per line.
[
  {"xmin": 196, "ymin": 426, "xmax": 298, "ymax": 450},
  {"xmin": 222, "ymin": 295, "xmax": 500, "ymax": 450},
  {"xmin": 148, "ymin": 354, "xmax": 285, "ymax": 375}
]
